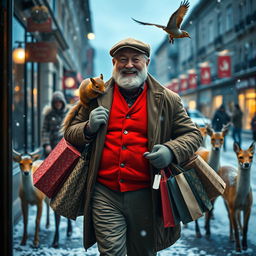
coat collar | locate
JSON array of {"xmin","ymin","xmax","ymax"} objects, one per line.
[{"xmin": 96, "ymin": 74, "xmax": 165, "ymax": 150}]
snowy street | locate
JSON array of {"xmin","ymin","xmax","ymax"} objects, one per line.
[{"xmin": 13, "ymin": 134, "xmax": 256, "ymax": 256}]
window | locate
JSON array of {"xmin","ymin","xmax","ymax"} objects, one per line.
[
  {"xmin": 217, "ymin": 13, "xmax": 222, "ymax": 35},
  {"xmin": 12, "ymin": 17, "xmax": 40, "ymax": 153},
  {"xmin": 208, "ymin": 20, "xmax": 214, "ymax": 43},
  {"xmin": 226, "ymin": 5, "xmax": 233, "ymax": 31},
  {"xmin": 12, "ymin": 17, "xmax": 25, "ymax": 151}
]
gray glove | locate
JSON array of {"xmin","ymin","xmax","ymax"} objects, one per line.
[
  {"xmin": 86, "ymin": 106, "xmax": 109, "ymax": 135},
  {"xmin": 144, "ymin": 144, "xmax": 173, "ymax": 169}
]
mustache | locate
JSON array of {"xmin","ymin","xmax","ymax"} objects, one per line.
[{"xmin": 120, "ymin": 68, "xmax": 139, "ymax": 74}]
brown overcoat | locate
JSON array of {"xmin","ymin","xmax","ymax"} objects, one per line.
[{"xmin": 64, "ymin": 74, "xmax": 202, "ymax": 252}]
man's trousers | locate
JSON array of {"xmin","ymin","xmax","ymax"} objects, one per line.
[{"xmin": 91, "ymin": 182, "xmax": 156, "ymax": 256}]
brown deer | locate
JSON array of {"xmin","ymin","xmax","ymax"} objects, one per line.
[
  {"xmin": 198, "ymin": 126, "xmax": 208, "ymax": 148},
  {"xmin": 194, "ymin": 124, "xmax": 230, "ymax": 238},
  {"xmin": 218, "ymin": 142, "xmax": 254, "ymax": 252},
  {"xmin": 13, "ymin": 149, "xmax": 50, "ymax": 247}
]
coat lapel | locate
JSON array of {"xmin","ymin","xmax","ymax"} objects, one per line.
[
  {"xmin": 147, "ymin": 74, "xmax": 165, "ymax": 150},
  {"xmin": 92, "ymin": 79, "xmax": 114, "ymax": 169}
]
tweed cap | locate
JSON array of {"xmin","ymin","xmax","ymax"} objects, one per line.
[{"xmin": 110, "ymin": 38, "xmax": 150, "ymax": 57}]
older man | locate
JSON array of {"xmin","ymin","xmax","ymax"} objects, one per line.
[{"xmin": 64, "ymin": 38, "xmax": 202, "ymax": 256}]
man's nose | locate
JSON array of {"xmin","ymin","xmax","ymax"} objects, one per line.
[{"xmin": 125, "ymin": 59, "xmax": 134, "ymax": 68}]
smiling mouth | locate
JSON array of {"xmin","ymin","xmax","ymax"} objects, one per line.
[{"xmin": 121, "ymin": 70, "xmax": 138, "ymax": 76}]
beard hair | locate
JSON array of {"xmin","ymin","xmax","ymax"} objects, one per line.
[{"xmin": 112, "ymin": 66, "xmax": 148, "ymax": 90}]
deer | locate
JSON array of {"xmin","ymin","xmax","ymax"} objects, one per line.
[
  {"xmin": 194, "ymin": 123, "xmax": 230, "ymax": 238},
  {"xmin": 13, "ymin": 149, "xmax": 50, "ymax": 248},
  {"xmin": 198, "ymin": 126, "xmax": 208, "ymax": 148},
  {"xmin": 218, "ymin": 142, "xmax": 255, "ymax": 252}
]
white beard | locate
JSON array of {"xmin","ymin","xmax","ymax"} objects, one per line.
[{"xmin": 112, "ymin": 66, "xmax": 148, "ymax": 90}]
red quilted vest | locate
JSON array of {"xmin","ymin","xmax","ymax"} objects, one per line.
[{"xmin": 97, "ymin": 84, "xmax": 150, "ymax": 192}]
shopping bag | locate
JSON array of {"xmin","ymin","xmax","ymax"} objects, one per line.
[
  {"xmin": 183, "ymin": 169, "xmax": 212, "ymax": 212},
  {"xmin": 33, "ymin": 138, "xmax": 81, "ymax": 198},
  {"xmin": 159, "ymin": 170, "xmax": 179, "ymax": 227},
  {"xmin": 50, "ymin": 143, "xmax": 92, "ymax": 220},
  {"xmin": 181, "ymin": 155, "xmax": 226, "ymax": 200},
  {"xmin": 167, "ymin": 167, "xmax": 203, "ymax": 224}
]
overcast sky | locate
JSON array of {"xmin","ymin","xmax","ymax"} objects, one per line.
[{"xmin": 89, "ymin": 0, "xmax": 200, "ymax": 79}]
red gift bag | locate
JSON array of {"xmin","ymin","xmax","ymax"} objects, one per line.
[
  {"xmin": 33, "ymin": 138, "xmax": 81, "ymax": 198},
  {"xmin": 160, "ymin": 170, "xmax": 179, "ymax": 227}
]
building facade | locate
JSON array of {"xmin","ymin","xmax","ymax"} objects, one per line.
[
  {"xmin": 153, "ymin": 0, "xmax": 256, "ymax": 131},
  {"xmin": 12, "ymin": 0, "xmax": 94, "ymax": 222}
]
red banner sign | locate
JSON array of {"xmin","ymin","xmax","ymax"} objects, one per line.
[
  {"xmin": 25, "ymin": 42, "xmax": 57, "ymax": 62},
  {"xmin": 200, "ymin": 66, "xmax": 211, "ymax": 85},
  {"xmin": 218, "ymin": 55, "xmax": 231, "ymax": 78},
  {"xmin": 27, "ymin": 17, "xmax": 52, "ymax": 32},
  {"xmin": 179, "ymin": 76, "xmax": 188, "ymax": 92},
  {"xmin": 188, "ymin": 73, "xmax": 197, "ymax": 89},
  {"xmin": 166, "ymin": 79, "xmax": 179, "ymax": 93}
]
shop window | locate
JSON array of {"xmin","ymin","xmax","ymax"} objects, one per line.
[
  {"xmin": 212, "ymin": 95, "xmax": 223, "ymax": 115},
  {"xmin": 12, "ymin": 17, "xmax": 40, "ymax": 153},
  {"xmin": 12, "ymin": 17, "xmax": 25, "ymax": 151},
  {"xmin": 239, "ymin": 89, "xmax": 256, "ymax": 130}
]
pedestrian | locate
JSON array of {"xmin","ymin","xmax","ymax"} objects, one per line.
[
  {"xmin": 231, "ymin": 103, "xmax": 243, "ymax": 147},
  {"xmin": 211, "ymin": 104, "xmax": 230, "ymax": 151},
  {"xmin": 251, "ymin": 112, "xmax": 256, "ymax": 141},
  {"xmin": 41, "ymin": 91, "xmax": 73, "ymax": 247},
  {"xmin": 63, "ymin": 38, "xmax": 202, "ymax": 256}
]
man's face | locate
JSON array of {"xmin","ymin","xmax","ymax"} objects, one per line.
[{"xmin": 112, "ymin": 48, "xmax": 150, "ymax": 90}]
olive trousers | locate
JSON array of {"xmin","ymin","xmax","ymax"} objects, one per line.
[{"xmin": 91, "ymin": 182, "xmax": 156, "ymax": 256}]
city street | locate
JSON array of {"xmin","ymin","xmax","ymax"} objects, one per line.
[{"xmin": 13, "ymin": 134, "xmax": 256, "ymax": 256}]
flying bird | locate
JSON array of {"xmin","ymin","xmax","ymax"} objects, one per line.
[{"xmin": 132, "ymin": 0, "xmax": 191, "ymax": 44}]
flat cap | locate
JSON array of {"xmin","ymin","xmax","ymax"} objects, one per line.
[{"xmin": 110, "ymin": 38, "xmax": 150, "ymax": 57}]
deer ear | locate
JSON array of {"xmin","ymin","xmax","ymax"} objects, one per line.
[
  {"xmin": 90, "ymin": 78, "xmax": 96, "ymax": 85},
  {"xmin": 29, "ymin": 148, "xmax": 42, "ymax": 161},
  {"xmin": 222, "ymin": 123, "xmax": 230, "ymax": 136},
  {"xmin": 233, "ymin": 142, "xmax": 240, "ymax": 153},
  {"xmin": 100, "ymin": 74, "xmax": 103, "ymax": 80},
  {"xmin": 249, "ymin": 141, "xmax": 255, "ymax": 154},
  {"xmin": 13, "ymin": 150, "xmax": 22, "ymax": 162},
  {"xmin": 206, "ymin": 125, "xmax": 213, "ymax": 136}
]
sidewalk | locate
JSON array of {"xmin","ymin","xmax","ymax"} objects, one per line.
[{"xmin": 13, "ymin": 133, "xmax": 256, "ymax": 256}]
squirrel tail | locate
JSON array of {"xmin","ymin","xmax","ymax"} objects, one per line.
[{"xmin": 60, "ymin": 102, "xmax": 83, "ymax": 135}]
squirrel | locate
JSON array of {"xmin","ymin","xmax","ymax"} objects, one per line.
[{"xmin": 61, "ymin": 74, "xmax": 106, "ymax": 134}]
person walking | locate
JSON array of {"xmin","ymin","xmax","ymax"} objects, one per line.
[
  {"xmin": 63, "ymin": 38, "xmax": 202, "ymax": 256},
  {"xmin": 251, "ymin": 112, "xmax": 256, "ymax": 141},
  {"xmin": 41, "ymin": 91, "xmax": 72, "ymax": 247},
  {"xmin": 212, "ymin": 104, "xmax": 230, "ymax": 151},
  {"xmin": 231, "ymin": 103, "xmax": 243, "ymax": 147}
]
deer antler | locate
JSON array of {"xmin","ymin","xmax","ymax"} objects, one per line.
[
  {"xmin": 13, "ymin": 149, "xmax": 22, "ymax": 162},
  {"xmin": 29, "ymin": 148, "xmax": 42, "ymax": 161}
]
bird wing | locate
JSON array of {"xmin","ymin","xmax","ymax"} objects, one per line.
[
  {"xmin": 132, "ymin": 18, "xmax": 165, "ymax": 29},
  {"xmin": 166, "ymin": 0, "xmax": 190, "ymax": 30}
]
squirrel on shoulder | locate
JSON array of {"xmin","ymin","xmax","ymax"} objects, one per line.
[{"xmin": 61, "ymin": 74, "xmax": 106, "ymax": 133}]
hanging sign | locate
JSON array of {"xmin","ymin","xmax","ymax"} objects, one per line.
[
  {"xmin": 188, "ymin": 73, "xmax": 197, "ymax": 89},
  {"xmin": 200, "ymin": 66, "xmax": 211, "ymax": 85},
  {"xmin": 179, "ymin": 75, "xmax": 188, "ymax": 92},
  {"xmin": 27, "ymin": 17, "xmax": 52, "ymax": 32},
  {"xmin": 25, "ymin": 42, "xmax": 57, "ymax": 62},
  {"xmin": 218, "ymin": 55, "xmax": 231, "ymax": 78}
]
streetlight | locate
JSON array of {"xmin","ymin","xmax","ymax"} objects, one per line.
[
  {"xmin": 12, "ymin": 41, "xmax": 25, "ymax": 64},
  {"xmin": 87, "ymin": 32, "xmax": 95, "ymax": 40}
]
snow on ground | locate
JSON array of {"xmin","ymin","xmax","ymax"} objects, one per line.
[{"xmin": 13, "ymin": 135, "xmax": 256, "ymax": 255}]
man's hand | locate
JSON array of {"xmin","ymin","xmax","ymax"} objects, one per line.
[
  {"xmin": 144, "ymin": 144, "xmax": 173, "ymax": 169},
  {"xmin": 86, "ymin": 106, "xmax": 109, "ymax": 135}
]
